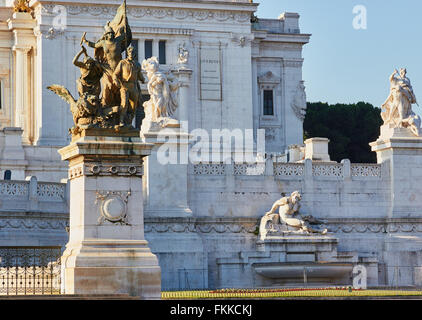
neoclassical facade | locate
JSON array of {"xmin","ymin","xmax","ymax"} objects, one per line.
[
  {"xmin": 0, "ymin": 0, "xmax": 309, "ymax": 175},
  {"xmin": 1, "ymin": 0, "xmax": 422, "ymax": 292}
]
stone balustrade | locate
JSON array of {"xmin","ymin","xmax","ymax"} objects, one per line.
[
  {"xmin": 192, "ymin": 159, "xmax": 384, "ymax": 180},
  {"xmin": 0, "ymin": 177, "xmax": 69, "ymax": 213}
]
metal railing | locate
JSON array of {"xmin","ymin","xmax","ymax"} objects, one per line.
[{"xmin": 0, "ymin": 246, "xmax": 62, "ymax": 295}]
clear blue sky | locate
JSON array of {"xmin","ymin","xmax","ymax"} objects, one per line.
[{"xmin": 256, "ymin": 0, "xmax": 422, "ymax": 111}]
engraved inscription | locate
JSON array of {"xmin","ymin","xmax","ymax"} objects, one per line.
[{"xmin": 200, "ymin": 48, "xmax": 222, "ymax": 101}]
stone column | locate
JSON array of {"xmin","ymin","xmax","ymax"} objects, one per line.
[
  {"xmin": 141, "ymin": 124, "xmax": 192, "ymax": 217},
  {"xmin": 58, "ymin": 131, "xmax": 161, "ymax": 298},
  {"xmin": 13, "ymin": 46, "xmax": 30, "ymax": 130},
  {"xmin": 173, "ymin": 68, "xmax": 192, "ymax": 132},
  {"xmin": 8, "ymin": 12, "xmax": 36, "ymax": 145}
]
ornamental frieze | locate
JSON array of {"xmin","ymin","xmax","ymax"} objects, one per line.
[
  {"xmin": 68, "ymin": 163, "xmax": 143, "ymax": 179},
  {"xmin": 38, "ymin": 3, "xmax": 251, "ymax": 23}
]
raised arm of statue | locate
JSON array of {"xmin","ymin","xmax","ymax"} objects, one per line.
[
  {"xmin": 82, "ymin": 35, "xmax": 102, "ymax": 49},
  {"xmin": 265, "ymin": 198, "xmax": 287, "ymax": 216},
  {"xmin": 73, "ymin": 47, "xmax": 87, "ymax": 69}
]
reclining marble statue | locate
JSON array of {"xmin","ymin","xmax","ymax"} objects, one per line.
[
  {"xmin": 381, "ymin": 68, "xmax": 420, "ymax": 136},
  {"xmin": 259, "ymin": 191, "xmax": 328, "ymax": 240}
]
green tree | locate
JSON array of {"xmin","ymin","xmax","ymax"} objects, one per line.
[{"xmin": 303, "ymin": 102, "xmax": 383, "ymax": 163}]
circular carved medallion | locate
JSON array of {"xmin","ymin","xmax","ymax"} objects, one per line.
[{"xmin": 100, "ymin": 195, "xmax": 127, "ymax": 222}]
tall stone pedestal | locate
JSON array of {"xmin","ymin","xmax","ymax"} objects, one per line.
[
  {"xmin": 58, "ymin": 130, "xmax": 161, "ymax": 298},
  {"xmin": 370, "ymin": 126, "xmax": 422, "ymax": 217},
  {"xmin": 141, "ymin": 121, "xmax": 206, "ymax": 290},
  {"xmin": 141, "ymin": 121, "xmax": 192, "ymax": 217}
]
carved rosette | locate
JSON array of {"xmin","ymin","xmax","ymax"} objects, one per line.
[
  {"xmin": 96, "ymin": 191, "xmax": 131, "ymax": 225},
  {"xmin": 68, "ymin": 163, "xmax": 144, "ymax": 179}
]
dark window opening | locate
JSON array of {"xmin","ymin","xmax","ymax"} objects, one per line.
[
  {"xmin": 144, "ymin": 40, "xmax": 153, "ymax": 59},
  {"xmin": 131, "ymin": 39, "xmax": 139, "ymax": 60},
  {"xmin": 263, "ymin": 90, "xmax": 274, "ymax": 116},
  {"xmin": 4, "ymin": 170, "xmax": 11, "ymax": 180},
  {"xmin": 159, "ymin": 40, "xmax": 166, "ymax": 65}
]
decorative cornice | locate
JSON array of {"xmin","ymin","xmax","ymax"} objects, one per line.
[{"xmin": 37, "ymin": 3, "xmax": 252, "ymax": 24}]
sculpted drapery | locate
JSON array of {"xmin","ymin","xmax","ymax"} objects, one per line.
[{"xmin": 381, "ymin": 69, "xmax": 420, "ymax": 136}]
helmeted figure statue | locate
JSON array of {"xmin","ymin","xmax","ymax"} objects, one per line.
[
  {"xmin": 381, "ymin": 68, "xmax": 420, "ymax": 136},
  {"xmin": 113, "ymin": 46, "xmax": 145, "ymax": 127}
]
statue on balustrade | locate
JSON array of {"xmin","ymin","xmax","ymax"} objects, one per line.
[
  {"xmin": 381, "ymin": 68, "xmax": 420, "ymax": 136},
  {"xmin": 259, "ymin": 191, "xmax": 328, "ymax": 240}
]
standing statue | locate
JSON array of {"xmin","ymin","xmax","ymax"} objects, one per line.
[
  {"xmin": 177, "ymin": 43, "xmax": 189, "ymax": 66},
  {"xmin": 259, "ymin": 191, "xmax": 327, "ymax": 240},
  {"xmin": 142, "ymin": 56, "xmax": 180, "ymax": 123},
  {"xmin": 80, "ymin": 3, "xmax": 131, "ymax": 107},
  {"xmin": 381, "ymin": 68, "xmax": 420, "ymax": 136},
  {"xmin": 113, "ymin": 46, "xmax": 145, "ymax": 127},
  {"xmin": 291, "ymin": 81, "xmax": 307, "ymax": 121},
  {"xmin": 48, "ymin": 1, "xmax": 146, "ymax": 136}
]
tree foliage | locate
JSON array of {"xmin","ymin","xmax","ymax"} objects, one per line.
[{"xmin": 303, "ymin": 102, "xmax": 383, "ymax": 163}]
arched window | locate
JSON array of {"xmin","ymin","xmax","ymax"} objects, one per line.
[{"xmin": 4, "ymin": 170, "xmax": 11, "ymax": 180}]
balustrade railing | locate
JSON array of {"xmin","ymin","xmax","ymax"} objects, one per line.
[
  {"xmin": 192, "ymin": 160, "xmax": 382, "ymax": 180},
  {"xmin": 0, "ymin": 178, "xmax": 68, "ymax": 213}
]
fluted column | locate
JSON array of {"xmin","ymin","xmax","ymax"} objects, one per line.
[
  {"xmin": 13, "ymin": 46, "xmax": 30, "ymax": 130},
  {"xmin": 8, "ymin": 12, "xmax": 36, "ymax": 145},
  {"xmin": 174, "ymin": 68, "xmax": 192, "ymax": 132}
]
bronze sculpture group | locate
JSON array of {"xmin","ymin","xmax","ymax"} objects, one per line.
[{"xmin": 48, "ymin": 2, "xmax": 144, "ymax": 136}]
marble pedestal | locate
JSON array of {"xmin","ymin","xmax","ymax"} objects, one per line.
[
  {"xmin": 58, "ymin": 130, "xmax": 161, "ymax": 298},
  {"xmin": 141, "ymin": 120, "xmax": 192, "ymax": 217},
  {"xmin": 370, "ymin": 126, "xmax": 422, "ymax": 217}
]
